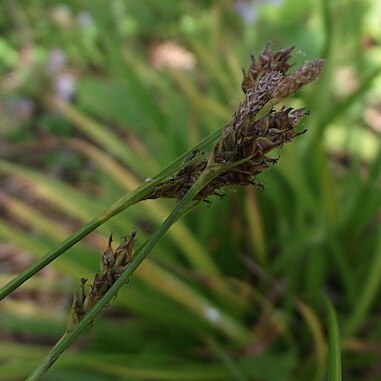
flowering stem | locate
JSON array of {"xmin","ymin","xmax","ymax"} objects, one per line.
[
  {"xmin": 26, "ymin": 164, "xmax": 250, "ymax": 381},
  {"xmin": 0, "ymin": 128, "xmax": 223, "ymax": 301}
]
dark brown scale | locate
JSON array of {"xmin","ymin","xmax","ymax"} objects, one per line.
[
  {"xmin": 255, "ymin": 137, "xmax": 280, "ymax": 154},
  {"xmin": 238, "ymin": 136, "xmax": 258, "ymax": 158}
]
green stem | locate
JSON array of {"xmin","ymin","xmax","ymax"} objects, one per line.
[
  {"xmin": 320, "ymin": 0, "xmax": 333, "ymax": 60},
  {"xmin": 0, "ymin": 182, "xmax": 155, "ymax": 301},
  {"xmin": 344, "ymin": 233, "xmax": 381, "ymax": 336},
  {"xmin": 0, "ymin": 128, "xmax": 223, "ymax": 301},
  {"xmin": 206, "ymin": 337, "xmax": 248, "ymax": 381},
  {"xmin": 324, "ymin": 296, "xmax": 342, "ymax": 381},
  {"xmin": 26, "ymin": 166, "xmax": 231, "ymax": 381}
]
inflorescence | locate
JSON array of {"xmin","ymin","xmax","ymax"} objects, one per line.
[
  {"xmin": 147, "ymin": 44, "xmax": 324, "ymax": 201},
  {"xmin": 68, "ymin": 232, "xmax": 136, "ymax": 329}
]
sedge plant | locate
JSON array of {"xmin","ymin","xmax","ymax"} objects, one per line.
[{"xmin": 1, "ymin": 45, "xmax": 324, "ymax": 380}]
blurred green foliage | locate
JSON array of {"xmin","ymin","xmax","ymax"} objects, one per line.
[{"xmin": 1, "ymin": 0, "xmax": 381, "ymax": 380}]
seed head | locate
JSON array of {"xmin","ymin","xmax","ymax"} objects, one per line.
[
  {"xmin": 67, "ymin": 232, "xmax": 137, "ymax": 330},
  {"xmin": 145, "ymin": 44, "xmax": 324, "ymax": 201}
]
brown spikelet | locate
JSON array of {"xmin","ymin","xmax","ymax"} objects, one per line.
[
  {"xmin": 67, "ymin": 232, "xmax": 137, "ymax": 330},
  {"xmin": 145, "ymin": 44, "xmax": 324, "ymax": 202},
  {"xmin": 272, "ymin": 59, "xmax": 325, "ymax": 98},
  {"xmin": 242, "ymin": 43, "xmax": 294, "ymax": 93}
]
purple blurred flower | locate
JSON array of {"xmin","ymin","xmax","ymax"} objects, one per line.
[
  {"xmin": 54, "ymin": 72, "xmax": 76, "ymax": 101},
  {"xmin": 45, "ymin": 48, "xmax": 67, "ymax": 76},
  {"xmin": 235, "ymin": 0, "xmax": 284, "ymax": 24}
]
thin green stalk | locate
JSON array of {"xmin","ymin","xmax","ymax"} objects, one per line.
[
  {"xmin": 206, "ymin": 338, "xmax": 248, "ymax": 381},
  {"xmin": 320, "ymin": 0, "xmax": 333, "ymax": 60},
  {"xmin": 27, "ymin": 164, "xmax": 249, "ymax": 380},
  {"xmin": 0, "ymin": 128, "xmax": 222, "ymax": 301},
  {"xmin": 345, "ymin": 231, "xmax": 381, "ymax": 336},
  {"xmin": 324, "ymin": 296, "xmax": 342, "ymax": 381}
]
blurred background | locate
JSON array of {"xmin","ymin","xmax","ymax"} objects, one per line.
[{"xmin": 1, "ymin": 0, "xmax": 381, "ymax": 380}]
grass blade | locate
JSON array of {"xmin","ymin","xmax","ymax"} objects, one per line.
[{"xmin": 324, "ymin": 296, "xmax": 342, "ymax": 381}]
